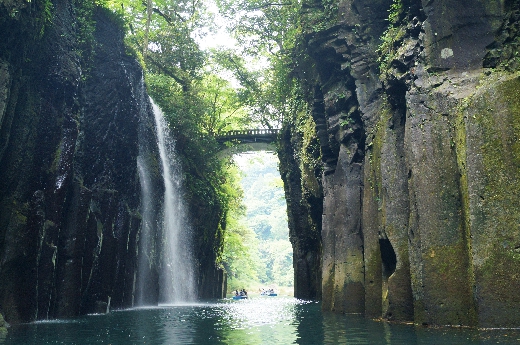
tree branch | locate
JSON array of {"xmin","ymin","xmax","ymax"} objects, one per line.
[
  {"xmin": 146, "ymin": 54, "xmax": 191, "ymax": 92},
  {"xmin": 247, "ymin": 2, "xmax": 292, "ymax": 10},
  {"xmin": 141, "ymin": 1, "xmax": 186, "ymax": 24}
]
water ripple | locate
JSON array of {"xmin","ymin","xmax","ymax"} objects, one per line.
[{"xmin": 3, "ymin": 298, "xmax": 520, "ymax": 345}]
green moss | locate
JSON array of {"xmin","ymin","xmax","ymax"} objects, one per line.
[
  {"xmin": 49, "ymin": 141, "xmax": 63, "ymax": 174},
  {"xmin": 478, "ymin": 78, "xmax": 520, "ymax": 228},
  {"xmin": 480, "ymin": 247, "xmax": 520, "ymax": 291},
  {"xmin": 420, "ymin": 241, "xmax": 478, "ymax": 326},
  {"xmin": 0, "ymin": 312, "xmax": 6, "ymax": 339},
  {"xmin": 452, "ymin": 101, "xmax": 477, "ymax": 293},
  {"xmin": 367, "ymin": 102, "xmax": 391, "ymax": 196},
  {"xmin": 300, "ymin": 0, "xmax": 339, "ymax": 34},
  {"xmin": 477, "ymin": 247, "xmax": 520, "ymax": 326},
  {"xmin": 365, "ymin": 249, "xmax": 382, "ymax": 280},
  {"xmin": 496, "ymin": 76, "xmax": 520, "ymax": 165},
  {"xmin": 377, "ymin": 0, "xmax": 407, "ymax": 73},
  {"xmin": 12, "ymin": 208, "xmax": 27, "ymax": 226},
  {"xmin": 387, "ymin": 0, "xmax": 404, "ymax": 25},
  {"xmin": 457, "ymin": 72, "xmax": 520, "ymax": 326},
  {"xmin": 364, "ymin": 246, "xmax": 383, "ymax": 302},
  {"xmin": 300, "ymin": 115, "xmax": 321, "ymax": 197},
  {"xmin": 432, "ymin": 73, "xmax": 520, "ymax": 326},
  {"xmin": 473, "ymin": 74, "xmax": 520, "ymax": 230},
  {"xmin": 35, "ymin": 0, "xmax": 53, "ymax": 38}
]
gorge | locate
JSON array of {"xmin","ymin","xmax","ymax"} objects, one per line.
[{"xmin": 0, "ymin": 0, "xmax": 520, "ymax": 334}]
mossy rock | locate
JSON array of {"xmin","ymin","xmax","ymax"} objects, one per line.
[
  {"xmin": 0, "ymin": 313, "xmax": 7, "ymax": 338},
  {"xmin": 462, "ymin": 72, "xmax": 520, "ymax": 327}
]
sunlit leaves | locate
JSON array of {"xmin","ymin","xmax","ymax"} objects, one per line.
[
  {"xmin": 216, "ymin": 0, "xmax": 297, "ymax": 54},
  {"xmin": 196, "ymin": 73, "xmax": 250, "ymax": 134},
  {"xmin": 104, "ymin": 0, "xmax": 210, "ymax": 89},
  {"xmin": 98, "ymin": 0, "xmax": 305, "ymax": 291},
  {"xmin": 232, "ymin": 152, "xmax": 294, "ymax": 288},
  {"xmin": 219, "ymin": 163, "xmax": 262, "ymax": 290},
  {"xmin": 258, "ymin": 239, "xmax": 293, "ymax": 286},
  {"xmin": 214, "ymin": 0, "xmax": 306, "ymax": 130},
  {"xmin": 222, "ymin": 218, "xmax": 262, "ymax": 288},
  {"xmin": 148, "ymin": 27, "xmax": 206, "ymax": 78}
]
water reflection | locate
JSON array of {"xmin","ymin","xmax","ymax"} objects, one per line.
[
  {"xmin": 2, "ymin": 298, "xmax": 520, "ymax": 344},
  {"xmin": 318, "ymin": 311, "xmax": 418, "ymax": 345},
  {"xmin": 214, "ymin": 298, "xmax": 301, "ymax": 344}
]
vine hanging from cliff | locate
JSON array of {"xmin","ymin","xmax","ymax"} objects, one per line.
[{"xmin": 376, "ymin": 0, "xmax": 407, "ymax": 73}]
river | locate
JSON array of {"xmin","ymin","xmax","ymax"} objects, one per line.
[{"xmin": 1, "ymin": 297, "xmax": 519, "ymax": 344}]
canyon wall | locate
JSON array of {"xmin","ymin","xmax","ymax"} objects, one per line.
[
  {"xmin": 278, "ymin": 126, "xmax": 323, "ymax": 300},
  {"xmin": 0, "ymin": 1, "xmax": 224, "ymax": 324},
  {"xmin": 0, "ymin": 1, "xmax": 156, "ymax": 322},
  {"xmin": 2, "ymin": 0, "xmax": 519, "ymax": 330},
  {"xmin": 293, "ymin": 0, "xmax": 520, "ymax": 327}
]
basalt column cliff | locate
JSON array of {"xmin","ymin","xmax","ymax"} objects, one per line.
[
  {"xmin": 286, "ymin": 0, "xmax": 520, "ymax": 327},
  {"xmin": 0, "ymin": 2, "xmax": 151, "ymax": 322},
  {"xmin": 0, "ymin": 1, "xmax": 224, "ymax": 324}
]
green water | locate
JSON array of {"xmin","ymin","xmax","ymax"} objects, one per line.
[{"xmin": 1, "ymin": 297, "xmax": 519, "ymax": 344}]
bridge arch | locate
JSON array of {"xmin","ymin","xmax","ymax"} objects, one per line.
[{"xmin": 216, "ymin": 128, "xmax": 281, "ymax": 156}]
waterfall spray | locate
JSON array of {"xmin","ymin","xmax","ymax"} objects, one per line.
[
  {"xmin": 138, "ymin": 98, "xmax": 196, "ymax": 305},
  {"xmin": 136, "ymin": 155, "xmax": 155, "ymax": 305}
]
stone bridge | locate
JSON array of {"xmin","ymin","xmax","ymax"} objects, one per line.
[
  {"xmin": 216, "ymin": 129, "xmax": 281, "ymax": 144},
  {"xmin": 216, "ymin": 129, "xmax": 281, "ymax": 155}
]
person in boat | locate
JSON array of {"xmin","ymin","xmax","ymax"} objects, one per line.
[{"xmin": 235, "ymin": 290, "xmax": 239, "ymax": 296}]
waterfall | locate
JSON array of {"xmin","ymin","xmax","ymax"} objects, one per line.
[
  {"xmin": 136, "ymin": 155, "xmax": 154, "ymax": 305},
  {"xmin": 137, "ymin": 98, "xmax": 196, "ymax": 305}
]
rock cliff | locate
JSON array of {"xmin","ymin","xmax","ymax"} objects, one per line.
[
  {"xmin": 289, "ymin": 0, "xmax": 520, "ymax": 327},
  {"xmin": 0, "ymin": 1, "xmax": 155, "ymax": 323},
  {"xmin": 0, "ymin": 1, "xmax": 224, "ymax": 324}
]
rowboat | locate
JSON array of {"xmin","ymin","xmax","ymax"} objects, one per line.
[{"xmin": 232, "ymin": 295, "xmax": 248, "ymax": 300}]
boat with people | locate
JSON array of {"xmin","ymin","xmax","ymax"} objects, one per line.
[
  {"xmin": 232, "ymin": 289, "xmax": 248, "ymax": 300},
  {"xmin": 232, "ymin": 295, "xmax": 248, "ymax": 300},
  {"xmin": 260, "ymin": 288, "xmax": 277, "ymax": 297}
]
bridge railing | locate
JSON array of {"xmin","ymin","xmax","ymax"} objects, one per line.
[{"xmin": 218, "ymin": 128, "xmax": 281, "ymax": 138}]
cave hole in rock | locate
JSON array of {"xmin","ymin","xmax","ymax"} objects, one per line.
[
  {"xmin": 379, "ymin": 238, "xmax": 397, "ymax": 280},
  {"xmin": 380, "ymin": 238, "xmax": 397, "ymax": 310}
]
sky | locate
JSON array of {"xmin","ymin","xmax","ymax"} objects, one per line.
[{"xmin": 195, "ymin": 0, "xmax": 237, "ymax": 50}]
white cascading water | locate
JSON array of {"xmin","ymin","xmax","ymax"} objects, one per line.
[
  {"xmin": 136, "ymin": 155, "xmax": 153, "ymax": 306},
  {"xmin": 139, "ymin": 98, "xmax": 196, "ymax": 304}
]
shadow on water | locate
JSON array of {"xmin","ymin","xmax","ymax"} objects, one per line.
[{"xmin": 2, "ymin": 298, "xmax": 520, "ymax": 344}]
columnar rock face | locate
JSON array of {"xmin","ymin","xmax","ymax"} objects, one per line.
[
  {"xmin": 0, "ymin": 1, "xmax": 225, "ymax": 324},
  {"xmin": 278, "ymin": 126, "xmax": 323, "ymax": 300},
  {"xmin": 0, "ymin": 2, "xmax": 157, "ymax": 323},
  {"xmin": 299, "ymin": 0, "xmax": 520, "ymax": 327}
]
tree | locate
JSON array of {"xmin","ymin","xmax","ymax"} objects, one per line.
[
  {"xmin": 99, "ymin": 0, "xmax": 303, "ymax": 292},
  {"xmin": 235, "ymin": 152, "xmax": 293, "ymax": 288},
  {"xmin": 100, "ymin": 0, "xmax": 257, "ymax": 285},
  {"xmin": 215, "ymin": 0, "xmax": 303, "ymax": 129},
  {"xmin": 195, "ymin": 72, "xmax": 249, "ymax": 135}
]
